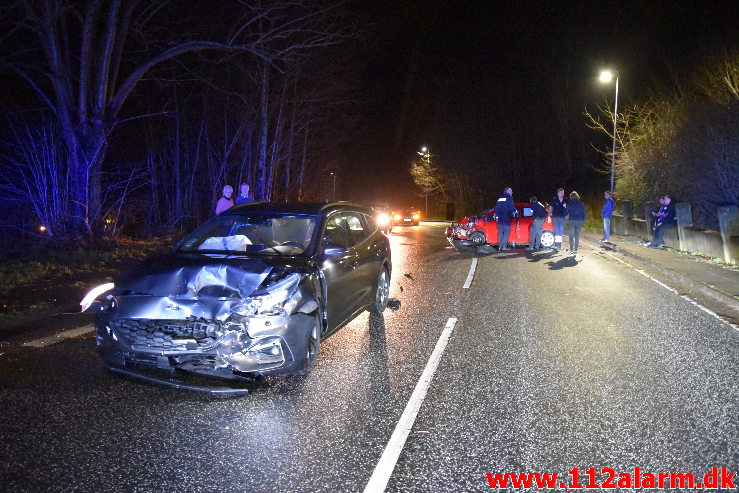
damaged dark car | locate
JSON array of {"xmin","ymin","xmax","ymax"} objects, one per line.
[{"xmin": 81, "ymin": 202, "xmax": 392, "ymax": 393}]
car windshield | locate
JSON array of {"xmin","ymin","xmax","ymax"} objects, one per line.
[{"xmin": 178, "ymin": 213, "xmax": 317, "ymax": 256}]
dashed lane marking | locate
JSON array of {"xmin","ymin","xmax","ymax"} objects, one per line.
[
  {"xmin": 363, "ymin": 317, "xmax": 458, "ymax": 493},
  {"xmin": 22, "ymin": 324, "xmax": 95, "ymax": 348},
  {"xmin": 463, "ymin": 256, "xmax": 478, "ymax": 289}
]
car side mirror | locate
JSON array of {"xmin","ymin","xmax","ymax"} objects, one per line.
[{"xmin": 322, "ymin": 243, "xmax": 347, "ymax": 258}]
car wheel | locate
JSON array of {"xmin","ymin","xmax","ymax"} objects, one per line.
[
  {"xmin": 296, "ymin": 307, "xmax": 322, "ymax": 376},
  {"xmin": 540, "ymin": 230, "xmax": 555, "ymax": 248},
  {"xmin": 369, "ymin": 268, "xmax": 390, "ymax": 314},
  {"xmin": 469, "ymin": 231, "xmax": 486, "ymax": 247}
]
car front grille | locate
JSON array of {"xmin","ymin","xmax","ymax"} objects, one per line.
[{"xmin": 111, "ymin": 319, "xmax": 219, "ymax": 351}]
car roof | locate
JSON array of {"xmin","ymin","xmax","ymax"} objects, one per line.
[{"xmin": 225, "ymin": 201, "xmax": 369, "ymax": 216}]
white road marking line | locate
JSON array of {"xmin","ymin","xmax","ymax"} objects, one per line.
[
  {"xmin": 22, "ymin": 324, "xmax": 95, "ymax": 348},
  {"xmin": 463, "ymin": 256, "xmax": 478, "ymax": 289},
  {"xmin": 363, "ymin": 317, "xmax": 458, "ymax": 493},
  {"xmin": 680, "ymin": 295, "xmax": 739, "ymax": 331},
  {"xmin": 602, "ymin": 250, "xmax": 739, "ymax": 332}
]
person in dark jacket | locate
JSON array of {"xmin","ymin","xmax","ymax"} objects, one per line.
[
  {"xmin": 549, "ymin": 188, "xmax": 568, "ymax": 249},
  {"xmin": 601, "ymin": 190, "xmax": 615, "ymax": 242},
  {"xmin": 527, "ymin": 196, "xmax": 547, "ymax": 251},
  {"xmin": 494, "ymin": 187, "xmax": 516, "ymax": 251},
  {"xmin": 648, "ymin": 194, "xmax": 677, "ymax": 248},
  {"xmin": 235, "ymin": 183, "xmax": 254, "ymax": 205},
  {"xmin": 567, "ymin": 191, "xmax": 586, "ymax": 255}
]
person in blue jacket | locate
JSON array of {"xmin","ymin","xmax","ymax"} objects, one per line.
[
  {"xmin": 527, "ymin": 196, "xmax": 547, "ymax": 251},
  {"xmin": 601, "ymin": 190, "xmax": 615, "ymax": 242},
  {"xmin": 549, "ymin": 188, "xmax": 568, "ymax": 249},
  {"xmin": 494, "ymin": 187, "xmax": 516, "ymax": 251},
  {"xmin": 567, "ymin": 191, "xmax": 586, "ymax": 255}
]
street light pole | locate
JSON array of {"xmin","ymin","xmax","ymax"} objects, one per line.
[
  {"xmin": 420, "ymin": 146, "xmax": 429, "ymax": 216},
  {"xmin": 600, "ymin": 70, "xmax": 619, "ymax": 193},
  {"xmin": 330, "ymin": 172, "xmax": 336, "ymax": 200}
]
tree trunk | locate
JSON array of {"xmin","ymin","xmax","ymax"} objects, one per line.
[{"xmin": 256, "ymin": 65, "xmax": 270, "ymax": 200}]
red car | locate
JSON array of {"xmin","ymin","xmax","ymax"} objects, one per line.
[{"xmin": 446, "ymin": 203, "xmax": 555, "ymax": 249}]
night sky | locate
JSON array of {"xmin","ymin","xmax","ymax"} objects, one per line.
[
  {"xmin": 344, "ymin": 0, "xmax": 738, "ymax": 207},
  {"xmin": 0, "ymin": 0, "xmax": 736, "ymax": 227}
]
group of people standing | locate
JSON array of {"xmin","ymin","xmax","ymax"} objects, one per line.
[
  {"xmin": 493, "ymin": 186, "xmax": 675, "ymax": 253},
  {"xmin": 215, "ymin": 183, "xmax": 254, "ymax": 214},
  {"xmin": 546, "ymin": 187, "xmax": 587, "ymax": 254},
  {"xmin": 492, "ymin": 186, "xmax": 593, "ymax": 256}
]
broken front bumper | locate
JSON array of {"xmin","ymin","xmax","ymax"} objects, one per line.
[
  {"xmin": 95, "ymin": 295, "xmax": 317, "ymax": 385},
  {"xmin": 446, "ymin": 231, "xmax": 473, "ymax": 248}
]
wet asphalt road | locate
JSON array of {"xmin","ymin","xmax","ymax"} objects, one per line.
[{"xmin": 0, "ymin": 223, "xmax": 736, "ymax": 492}]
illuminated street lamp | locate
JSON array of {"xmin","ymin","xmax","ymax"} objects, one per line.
[
  {"xmin": 599, "ymin": 70, "xmax": 619, "ymax": 193},
  {"xmin": 330, "ymin": 172, "xmax": 336, "ymax": 200}
]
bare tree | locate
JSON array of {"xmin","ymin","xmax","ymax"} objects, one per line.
[
  {"xmin": 585, "ymin": 53, "xmax": 739, "ymax": 228},
  {"xmin": 1, "ymin": 0, "xmax": 349, "ymax": 239}
]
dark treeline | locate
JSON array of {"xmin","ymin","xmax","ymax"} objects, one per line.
[
  {"xmin": 0, "ymin": 0, "xmax": 362, "ymax": 243},
  {"xmin": 0, "ymin": 1, "xmax": 736, "ymax": 247}
]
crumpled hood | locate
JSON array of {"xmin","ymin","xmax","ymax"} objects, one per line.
[{"xmin": 115, "ymin": 253, "xmax": 273, "ymax": 299}]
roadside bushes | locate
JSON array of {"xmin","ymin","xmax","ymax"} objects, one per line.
[{"xmin": 587, "ymin": 53, "xmax": 738, "ymax": 229}]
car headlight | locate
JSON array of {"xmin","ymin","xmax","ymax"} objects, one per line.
[
  {"xmin": 243, "ymin": 337, "xmax": 285, "ymax": 365},
  {"xmin": 231, "ymin": 273, "xmax": 301, "ymax": 317},
  {"xmin": 394, "ymin": 214, "xmax": 402, "ymax": 221},
  {"xmin": 412, "ymin": 213, "xmax": 420, "ymax": 220},
  {"xmin": 377, "ymin": 213, "xmax": 390, "ymax": 227},
  {"xmin": 80, "ymin": 282, "xmax": 115, "ymax": 312}
]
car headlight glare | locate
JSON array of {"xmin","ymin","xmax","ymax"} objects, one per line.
[
  {"xmin": 80, "ymin": 282, "xmax": 115, "ymax": 312},
  {"xmin": 377, "ymin": 213, "xmax": 390, "ymax": 227}
]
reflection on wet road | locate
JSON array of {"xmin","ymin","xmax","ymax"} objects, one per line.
[{"xmin": 0, "ymin": 222, "xmax": 736, "ymax": 492}]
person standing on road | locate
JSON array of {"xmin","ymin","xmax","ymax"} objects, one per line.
[
  {"xmin": 527, "ymin": 196, "xmax": 547, "ymax": 251},
  {"xmin": 494, "ymin": 186, "xmax": 516, "ymax": 251},
  {"xmin": 549, "ymin": 188, "xmax": 568, "ymax": 249},
  {"xmin": 567, "ymin": 191, "xmax": 586, "ymax": 255},
  {"xmin": 648, "ymin": 194, "xmax": 677, "ymax": 248},
  {"xmin": 235, "ymin": 183, "xmax": 254, "ymax": 205},
  {"xmin": 215, "ymin": 185, "xmax": 235, "ymax": 214},
  {"xmin": 601, "ymin": 190, "xmax": 615, "ymax": 242}
]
